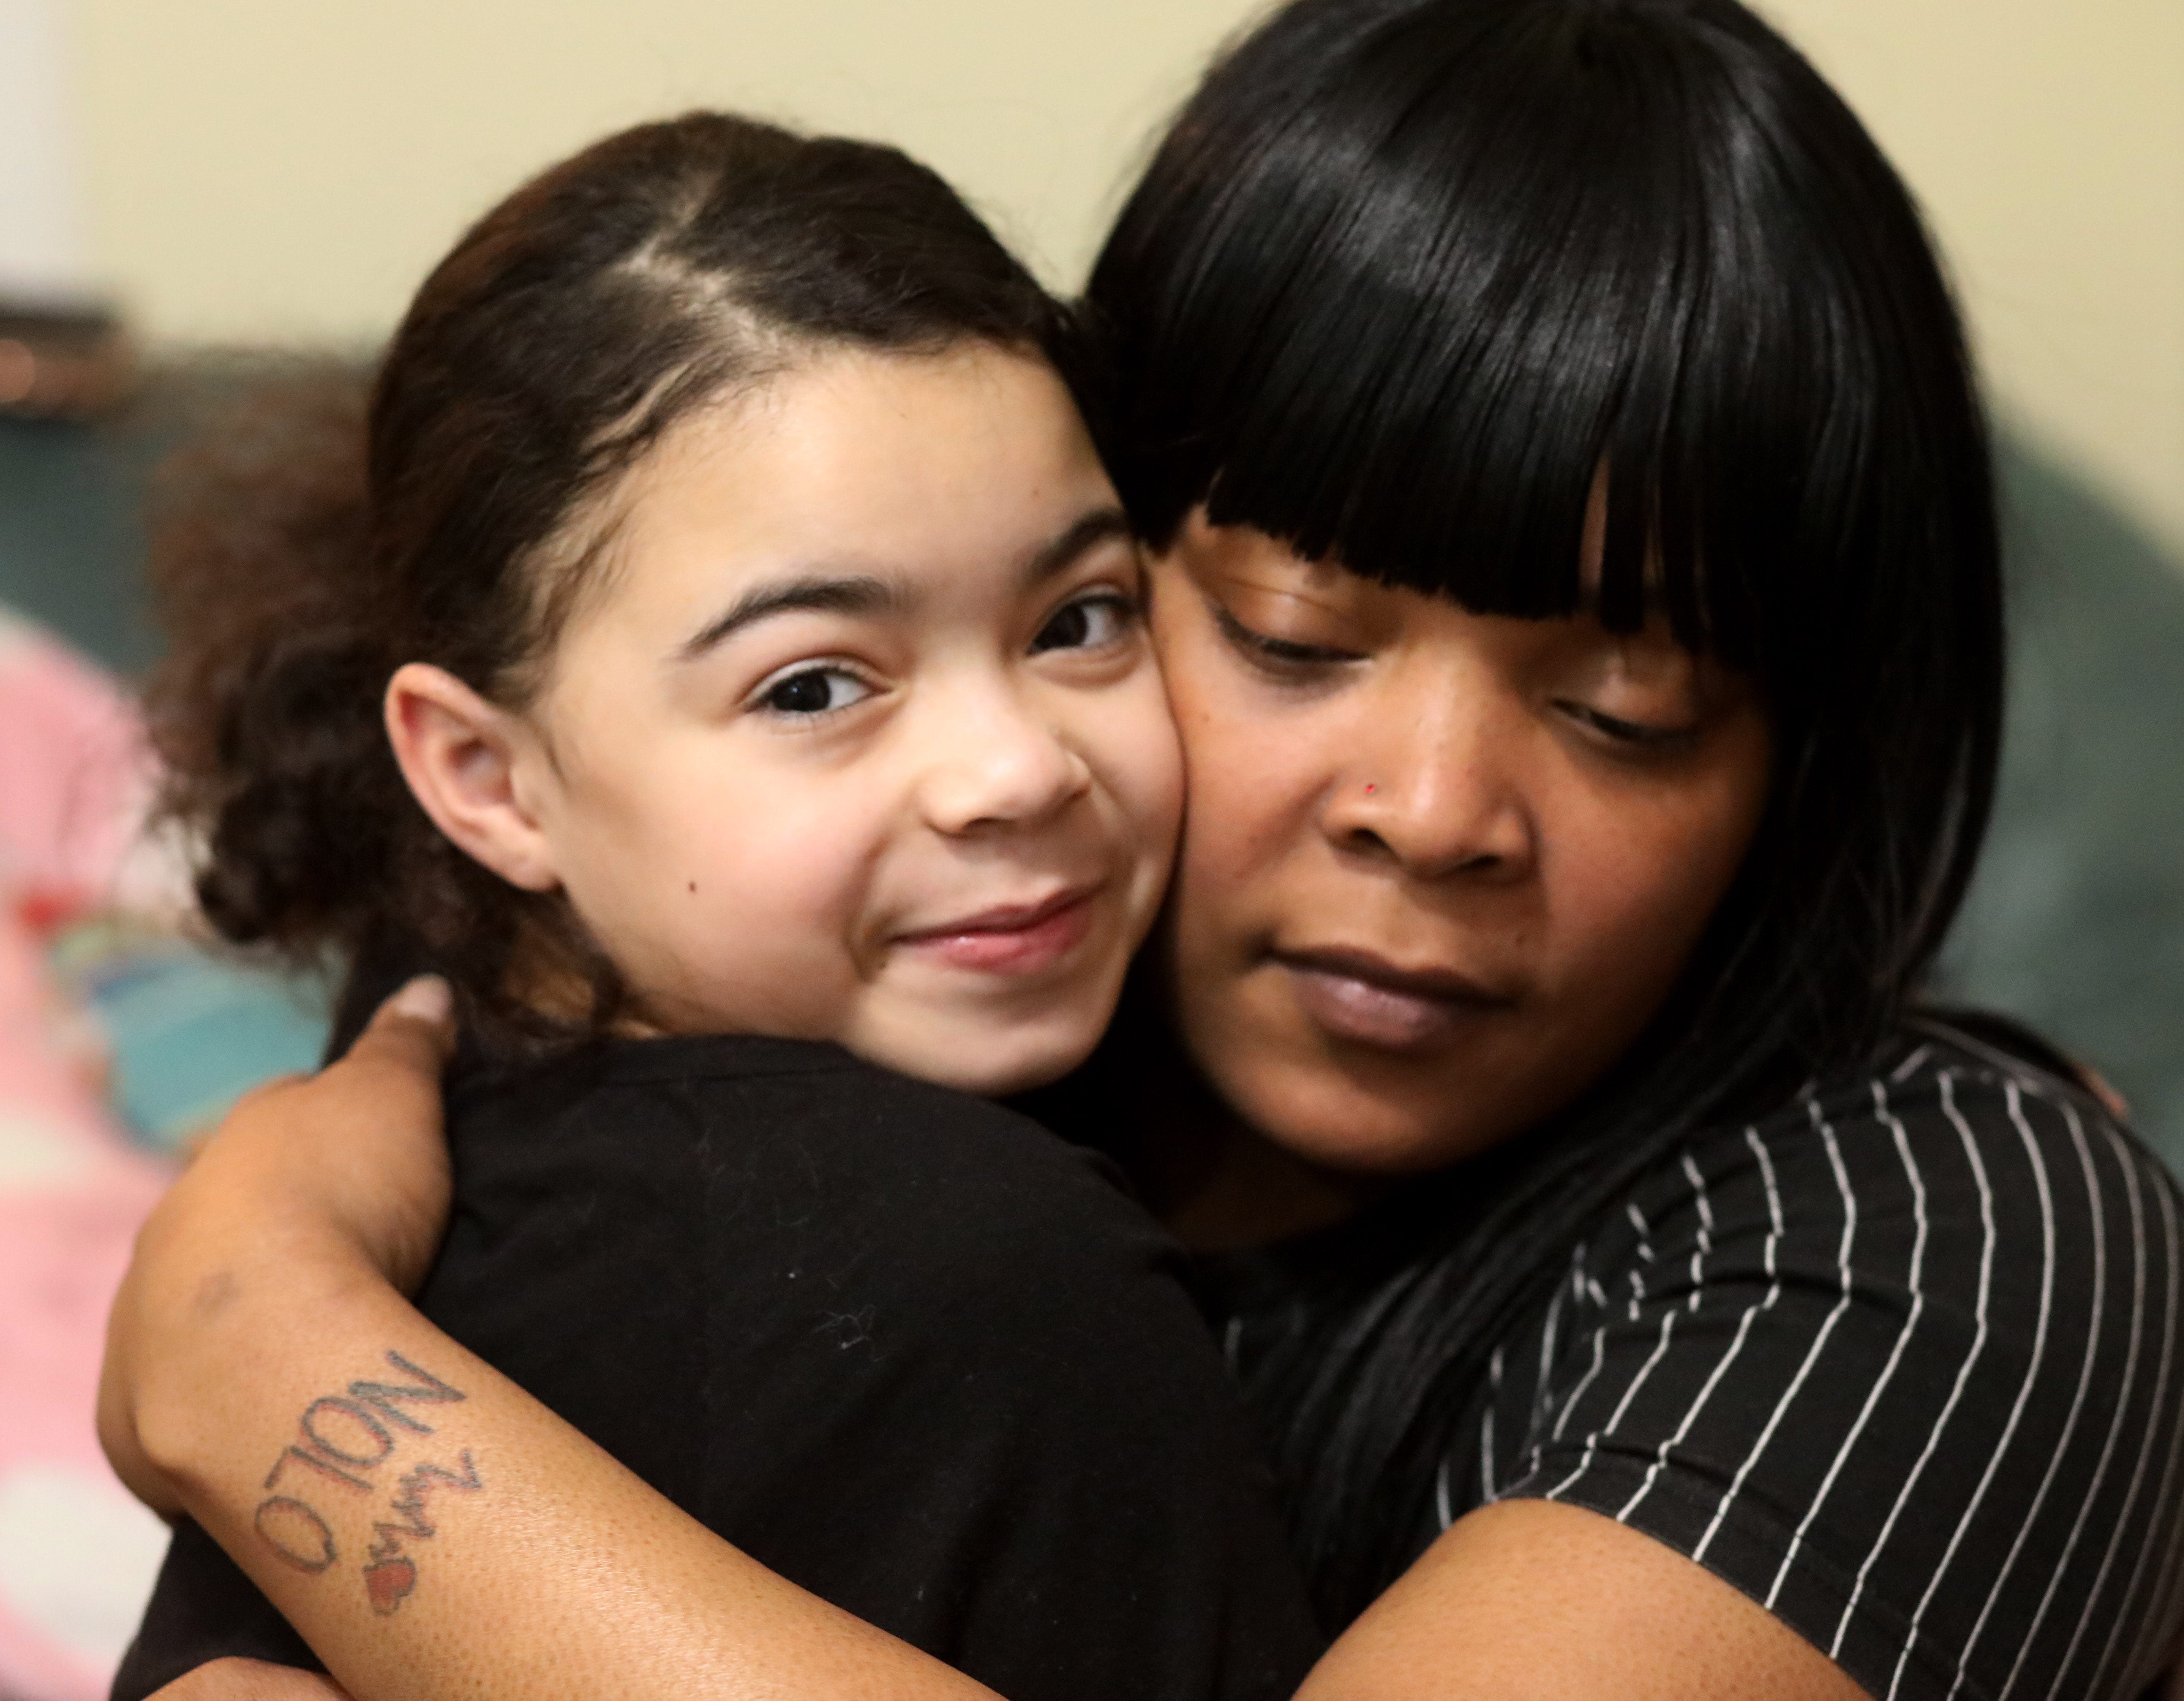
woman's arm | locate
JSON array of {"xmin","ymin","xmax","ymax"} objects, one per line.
[
  {"xmin": 104, "ymin": 986, "xmax": 995, "ymax": 1701},
  {"xmin": 1297, "ymin": 1501, "xmax": 1865, "ymax": 1701},
  {"xmin": 149, "ymin": 1658, "xmax": 350, "ymax": 1701}
]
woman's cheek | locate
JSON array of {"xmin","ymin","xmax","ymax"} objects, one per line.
[{"xmin": 1551, "ymin": 742, "xmax": 1769, "ymax": 1005}]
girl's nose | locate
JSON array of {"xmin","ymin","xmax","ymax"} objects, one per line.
[
  {"xmin": 916, "ymin": 689, "xmax": 1093, "ymax": 836},
  {"xmin": 1319, "ymin": 708, "xmax": 1535, "ymax": 883}
]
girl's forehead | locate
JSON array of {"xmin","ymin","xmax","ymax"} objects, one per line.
[{"xmin": 555, "ymin": 345, "xmax": 1124, "ymax": 654}]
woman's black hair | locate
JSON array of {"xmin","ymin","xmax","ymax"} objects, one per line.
[
  {"xmin": 149, "ymin": 113, "xmax": 1089, "ymax": 1048},
  {"xmin": 1087, "ymin": 0, "xmax": 2003, "ymax": 1624}
]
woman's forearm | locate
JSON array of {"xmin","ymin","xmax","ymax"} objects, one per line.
[{"xmin": 128, "ymin": 1229, "xmax": 994, "ymax": 1701}]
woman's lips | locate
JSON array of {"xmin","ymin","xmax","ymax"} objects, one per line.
[
  {"xmin": 1274, "ymin": 947, "xmax": 1515, "ymax": 1053},
  {"xmin": 897, "ymin": 887, "xmax": 1101, "ymax": 977}
]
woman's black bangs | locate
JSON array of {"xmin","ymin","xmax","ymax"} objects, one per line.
[{"xmin": 1120, "ymin": 5, "xmax": 1838, "ymax": 669}]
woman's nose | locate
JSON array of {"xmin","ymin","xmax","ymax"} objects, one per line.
[
  {"xmin": 1319, "ymin": 714, "xmax": 1535, "ymax": 882},
  {"xmin": 915, "ymin": 688, "xmax": 1093, "ymax": 836}
]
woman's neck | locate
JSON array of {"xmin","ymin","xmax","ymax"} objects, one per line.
[{"xmin": 1097, "ymin": 1043, "xmax": 1383, "ymax": 1254}]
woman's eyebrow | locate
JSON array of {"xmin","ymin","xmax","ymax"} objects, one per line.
[
  {"xmin": 1024, "ymin": 506, "xmax": 1133, "ymax": 586},
  {"xmin": 676, "ymin": 574, "xmax": 902, "ymax": 660}
]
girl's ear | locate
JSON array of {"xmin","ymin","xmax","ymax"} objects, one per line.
[{"xmin": 384, "ymin": 662, "xmax": 562, "ymax": 893}]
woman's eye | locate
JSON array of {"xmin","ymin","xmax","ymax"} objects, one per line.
[
  {"xmin": 754, "ymin": 665, "xmax": 874, "ymax": 718},
  {"xmin": 1557, "ymin": 700, "xmax": 1697, "ymax": 750},
  {"xmin": 1030, "ymin": 592, "xmax": 1137, "ymax": 655},
  {"xmin": 1212, "ymin": 603, "xmax": 1359, "ymax": 671}
]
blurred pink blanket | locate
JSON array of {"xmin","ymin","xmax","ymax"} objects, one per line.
[{"xmin": 0, "ymin": 612, "xmax": 176, "ymax": 1701}]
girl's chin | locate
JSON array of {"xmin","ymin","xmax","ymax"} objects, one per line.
[{"xmin": 853, "ymin": 1008, "xmax": 1114, "ymax": 1099}]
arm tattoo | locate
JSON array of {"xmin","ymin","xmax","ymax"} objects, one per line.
[{"xmin": 252, "ymin": 1351, "xmax": 479, "ymax": 1618}]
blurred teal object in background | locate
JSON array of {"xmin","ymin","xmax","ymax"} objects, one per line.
[
  {"xmin": 1937, "ymin": 442, "xmax": 2184, "ymax": 1156},
  {"xmin": 0, "ymin": 412, "xmax": 162, "ymax": 677},
  {"xmin": 49, "ymin": 922, "xmax": 330, "ymax": 1153}
]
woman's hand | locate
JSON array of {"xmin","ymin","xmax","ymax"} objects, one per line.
[
  {"xmin": 98, "ymin": 977, "xmax": 460, "ymax": 1514},
  {"xmin": 148, "ymin": 1658, "xmax": 351, "ymax": 1701}
]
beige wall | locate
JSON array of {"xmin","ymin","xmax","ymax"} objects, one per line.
[
  {"xmin": 62, "ymin": 0, "xmax": 2184, "ymax": 554},
  {"xmin": 1758, "ymin": 0, "xmax": 2184, "ymax": 554}
]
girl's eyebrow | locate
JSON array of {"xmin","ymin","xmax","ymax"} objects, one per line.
[
  {"xmin": 1023, "ymin": 506, "xmax": 1133, "ymax": 586},
  {"xmin": 677, "ymin": 573, "xmax": 902, "ymax": 660},
  {"xmin": 677, "ymin": 507, "xmax": 1135, "ymax": 661}
]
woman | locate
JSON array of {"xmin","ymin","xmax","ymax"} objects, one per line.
[{"xmin": 103, "ymin": 1, "xmax": 2184, "ymax": 1697}]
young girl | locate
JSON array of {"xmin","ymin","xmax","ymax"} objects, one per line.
[{"xmin": 112, "ymin": 113, "xmax": 1321, "ymax": 1701}]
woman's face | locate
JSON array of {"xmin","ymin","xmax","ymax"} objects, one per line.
[{"xmin": 1150, "ymin": 511, "xmax": 1772, "ymax": 1174}]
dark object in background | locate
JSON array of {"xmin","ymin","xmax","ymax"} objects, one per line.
[{"xmin": 0, "ymin": 298, "xmax": 132, "ymax": 419}]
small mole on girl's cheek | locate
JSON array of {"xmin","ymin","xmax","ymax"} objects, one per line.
[{"xmin": 688, "ymin": 882, "xmax": 697, "ymax": 895}]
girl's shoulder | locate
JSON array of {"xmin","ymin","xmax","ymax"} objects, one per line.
[{"xmin": 448, "ymin": 1030, "xmax": 1167, "ymax": 1276}]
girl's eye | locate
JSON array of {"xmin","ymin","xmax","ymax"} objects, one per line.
[
  {"xmin": 1556, "ymin": 700, "xmax": 1698, "ymax": 751},
  {"xmin": 754, "ymin": 665, "xmax": 874, "ymax": 718},
  {"xmin": 1212, "ymin": 603, "xmax": 1360, "ymax": 671},
  {"xmin": 1030, "ymin": 591, "xmax": 1138, "ymax": 655}
]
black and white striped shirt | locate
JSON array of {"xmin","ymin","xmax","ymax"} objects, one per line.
[{"xmin": 1453, "ymin": 1029, "xmax": 2184, "ymax": 1700}]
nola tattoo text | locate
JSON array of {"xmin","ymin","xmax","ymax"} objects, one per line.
[{"xmin": 252, "ymin": 1351, "xmax": 479, "ymax": 1618}]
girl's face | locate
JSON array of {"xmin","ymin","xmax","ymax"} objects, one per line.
[
  {"xmin": 1149, "ymin": 511, "xmax": 1772, "ymax": 1174},
  {"xmin": 425, "ymin": 345, "xmax": 1181, "ymax": 1095}
]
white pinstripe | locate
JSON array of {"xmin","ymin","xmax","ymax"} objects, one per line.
[
  {"xmin": 2130, "ymin": 1394, "xmax": 2184, "ymax": 1701},
  {"xmin": 1526, "ymin": 1254, "xmax": 1616, "ymax": 1484},
  {"xmin": 2001, "ymin": 1103, "xmax": 2148, "ymax": 1700},
  {"xmin": 1949, "ymin": 1096, "xmax": 2105, "ymax": 1701},
  {"xmin": 1479, "ymin": 1344, "xmax": 1505, "ymax": 1501},
  {"xmin": 1890, "ymin": 1044, "xmax": 1936, "ymax": 1084},
  {"xmin": 1544, "ymin": 1303, "xmax": 1678, "ymax": 1502},
  {"xmin": 2084, "ymin": 1143, "xmax": 2182, "ymax": 1700},
  {"xmin": 2046, "ymin": 1123, "xmax": 2159, "ymax": 1700},
  {"xmin": 1693, "ymin": 1111, "xmax": 1855, "ymax": 1568},
  {"xmin": 1862, "ymin": 1073, "xmax": 1997, "ymax": 1697},
  {"xmin": 1769, "ymin": 1081, "xmax": 1927, "ymax": 1615},
  {"xmin": 1616, "ymin": 1143, "xmax": 1781, "ymax": 1527},
  {"xmin": 2137, "ymin": 1172, "xmax": 2184, "ymax": 1681},
  {"xmin": 1883, "ymin": 1081, "xmax": 2052, "ymax": 1697},
  {"xmin": 1683, "ymin": 1152, "xmax": 1715, "ymax": 1312},
  {"xmin": 1530, "ymin": 1254, "xmax": 1575, "ymax": 1433},
  {"xmin": 1748, "ymin": 1126, "xmax": 1786, "ymax": 1276},
  {"xmin": 1550, "ymin": 1326, "xmax": 1609, "ymax": 1445}
]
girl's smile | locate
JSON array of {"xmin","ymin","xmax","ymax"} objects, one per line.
[
  {"xmin": 384, "ymin": 343, "xmax": 1182, "ymax": 1095},
  {"xmin": 893, "ymin": 883, "xmax": 1104, "ymax": 976}
]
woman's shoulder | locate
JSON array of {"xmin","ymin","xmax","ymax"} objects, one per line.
[
  {"xmin": 1663, "ymin": 1018, "xmax": 2179, "ymax": 1289},
  {"xmin": 1484, "ymin": 1024, "xmax": 2184, "ymax": 1701}
]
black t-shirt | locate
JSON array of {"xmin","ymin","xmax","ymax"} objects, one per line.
[
  {"xmin": 115, "ymin": 1035, "xmax": 1323, "ymax": 1701},
  {"xmin": 1207, "ymin": 1026, "xmax": 2184, "ymax": 1701}
]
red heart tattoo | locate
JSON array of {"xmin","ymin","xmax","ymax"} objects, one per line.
[{"xmin": 365, "ymin": 1557, "xmax": 417, "ymax": 1616}]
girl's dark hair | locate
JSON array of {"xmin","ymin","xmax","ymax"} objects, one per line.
[
  {"xmin": 150, "ymin": 112, "xmax": 1085, "ymax": 1045},
  {"xmin": 1087, "ymin": 0, "xmax": 2002, "ymax": 1623}
]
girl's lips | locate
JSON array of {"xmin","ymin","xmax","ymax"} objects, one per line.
[
  {"xmin": 897, "ymin": 888, "xmax": 1101, "ymax": 977},
  {"xmin": 1274, "ymin": 947, "xmax": 1514, "ymax": 1053}
]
